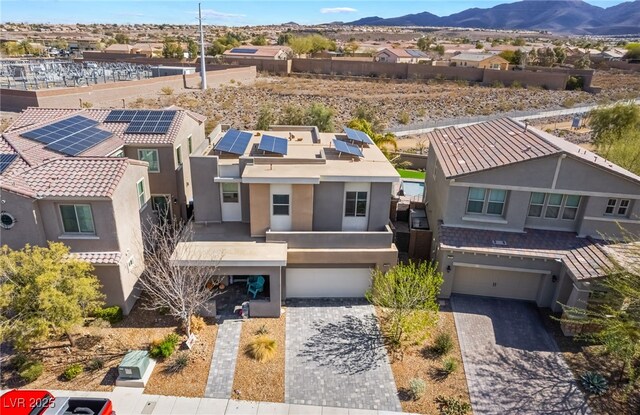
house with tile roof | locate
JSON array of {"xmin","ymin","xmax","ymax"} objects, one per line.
[
  {"xmin": 450, "ymin": 53, "xmax": 509, "ymax": 70},
  {"xmin": 375, "ymin": 48, "xmax": 430, "ymax": 64},
  {"xmin": 222, "ymin": 46, "xmax": 291, "ymax": 60},
  {"xmin": 423, "ymin": 118, "xmax": 640, "ymax": 319}
]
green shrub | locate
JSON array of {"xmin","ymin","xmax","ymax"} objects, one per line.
[
  {"xmin": 442, "ymin": 357, "xmax": 458, "ymax": 375},
  {"xmin": 165, "ymin": 333, "xmax": 181, "ymax": 346},
  {"xmin": 435, "ymin": 395, "xmax": 472, "ymax": 415},
  {"xmin": 409, "ymin": 378, "xmax": 426, "ymax": 400},
  {"xmin": 432, "ymin": 332, "xmax": 454, "ymax": 356},
  {"xmin": 86, "ymin": 358, "xmax": 104, "ymax": 371},
  {"xmin": 510, "ymin": 80, "xmax": 523, "ymax": 89},
  {"xmin": 398, "ymin": 111, "xmax": 410, "ymax": 125},
  {"xmin": 491, "ymin": 80, "xmax": 504, "ymax": 88},
  {"xmin": 149, "ymin": 333, "xmax": 181, "ymax": 359},
  {"xmin": 11, "ymin": 354, "xmax": 28, "ymax": 370},
  {"xmin": 255, "ymin": 324, "xmax": 270, "ymax": 335},
  {"xmin": 167, "ymin": 352, "xmax": 189, "ymax": 373},
  {"xmin": 580, "ymin": 371, "xmax": 608, "ymax": 395},
  {"xmin": 93, "ymin": 306, "xmax": 123, "ymax": 324},
  {"xmin": 63, "ymin": 363, "xmax": 83, "ymax": 381},
  {"xmin": 19, "ymin": 361, "xmax": 43, "ymax": 383}
]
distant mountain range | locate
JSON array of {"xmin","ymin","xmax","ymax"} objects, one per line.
[{"xmin": 344, "ymin": 0, "xmax": 640, "ymax": 35}]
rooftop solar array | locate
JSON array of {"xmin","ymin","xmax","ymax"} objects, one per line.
[
  {"xmin": 333, "ymin": 139, "xmax": 364, "ymax": 158},
  {"xmin": 407, "ymin": 49, "xmax": 426, "ymax": 58},
  {"xmin": 0, "ymin": 153, "xmax": 17, "ymax": 174},
  {"xmin": 104, "ymin": 110, "xmax": 177, "ymax": 134},
  {"xmin": 343, "ymin": 127, "xmax": 374, "ymax": 145},
  {"xmin": 214, "ymin": 129, "xmax": 253, "ymax": 155},
  {"xmin": 257, "ymin": 134, "xmax": 288, "ymax": 155},
  {"xmin": 230, "ymin": 48, "xmax": 258, "ymax": 54},
  {"xmin": 21, "ymin": 115, "xmax": 114, "ymax": 156}
]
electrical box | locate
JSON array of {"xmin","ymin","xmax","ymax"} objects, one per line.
[{"xmin": 118, "ymin": 350, "xmax": 151, "ymax": 380}]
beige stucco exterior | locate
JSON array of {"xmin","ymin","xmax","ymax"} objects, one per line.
[
  {"xmin": 291, "ymin": 184, "xmax": 313, "ymax": 231},
  {"xmin": 249, "ymin": 184, "xmax": 270, "ymax": 237}
]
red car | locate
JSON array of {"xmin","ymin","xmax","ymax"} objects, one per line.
[{"xmin": 0, "ymin": 389, "xmax": 114, "ymax": 415}]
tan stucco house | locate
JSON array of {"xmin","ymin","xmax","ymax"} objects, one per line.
[
  {"xmin": 375, "ymin": 48, "xmax": 430, "ymax": 64},
  {"xmin": 222, "ymin": 46, "xmax": 291, "ymax": 60},
  {"xmin": 451, "ymin": 53, "xmax": 509, "ymax": 70}
]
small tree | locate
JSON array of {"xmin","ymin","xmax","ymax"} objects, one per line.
[
  {"xmin": 256, "ymin": 104, "xmax": 275, "ymax": 130},
  {"xmin": 348, "ymin": 117, "xmax": 397, "ymax": 156},
  {"xmin": 367, "ymin": 261, "xmax": 443, "ymax": 360},
  {"xmin": 114, "ymin": 33, "xmax": 130, "ymax": 44},
  {"xmin": 305, "ymin": 103, "xmax": 335, "ymax": 132},
  {"xmin": 0, "ymin": 243, "xmax": 104, "ymax": 350},
  {"xmin": 186, "ymin": 38, "xmax": 198, "ymax": 59},
  {"xmin": 278, "ymin": 104, "xmax": 306, "ymax": 126},
  {"xmin": 251, "ymin": 35, "xmax": 267, "ymax": 46},
  {"xmin": 162, "ymin": 37, "xmax": 184, "ymax": 59}
]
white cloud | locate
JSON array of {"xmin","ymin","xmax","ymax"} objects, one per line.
[
  {"xmin": 198, "ymin": 9, "xmax": 246, "ymax": 19},
  {"xmin": 320, "ymin": 7, "xmax": 357, "ymax": 14}
]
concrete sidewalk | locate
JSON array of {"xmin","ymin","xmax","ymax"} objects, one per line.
[{"xmin": 16, "ymin": 388, "xmax": 414, "ymax": 415}]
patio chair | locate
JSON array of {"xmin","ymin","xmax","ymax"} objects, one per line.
[
  {"xmin": 247, "ymin": 276, "xmax": 265, "ymax": 299},
  {"xmin": 246, "ymin": 275, "xmax": 260, "ymax": 287}
]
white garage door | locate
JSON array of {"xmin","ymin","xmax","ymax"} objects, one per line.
[
  {"xmin": 452, "ymin": 266, "xmax": 541, "ymax": 301},
  {"xmin": 286, "ymin": 268, "xmax": 372, "ymax": 298}
]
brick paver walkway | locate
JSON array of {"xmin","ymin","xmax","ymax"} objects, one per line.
[
  {"xmin": 285, "ymin": 299, "xmax": 401, "ymax": 411},
  {"xmin": 452, "ymin": 295, "xmax": 590, "ymax": 415},
  {"xmin": 204, "ymin": 318, "xmax": 242, "ymax": 399}
]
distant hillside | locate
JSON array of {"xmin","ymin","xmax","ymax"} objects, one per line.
[{"xmin": 345, "ymin": 0, "xmax": 640, "ymax": 35}]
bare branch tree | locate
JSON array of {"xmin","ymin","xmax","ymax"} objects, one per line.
[{"xmin": 138, "ymin": 218, "xmax": 223, "ymax": 337}]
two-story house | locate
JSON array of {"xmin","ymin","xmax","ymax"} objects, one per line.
[
  {"xmin": 172, "ymin": 125, "xmax": 400, "ymax": 317},
  {"xmin": 425, "ymin": 118, "xmax": 639, "ymax": 313},
  {"xmin": 5, "ymin": 106, "xmax": 207, "ymax": 221}
]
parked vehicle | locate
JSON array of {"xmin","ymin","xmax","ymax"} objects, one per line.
[{"xmin": 0, "ymin": 390, "xmax": 115, "ymax": 415}]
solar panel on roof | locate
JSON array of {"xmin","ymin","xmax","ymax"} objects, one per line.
[
  {"xmin": 230, "ymin": 48, "xmax": 258, "ymax": 54},
  {"xmin": 45, "ymin": 128, "xmax": 113, "ymax": 156},
  {"xmin": 214, "ymin": 128, "xmax": 253, "ymax": 155},
  {"xmin": 0, "ymin": 153, "xmax": 18, "ymax": 174},
  {"xmin": 258, "ymin": 134, "xmax": 288, "ymax": 155},
  {"xmin": 342, "ymin": 127, "xmax": 374, "ymax": 145},
  {"xmin": 406, "ymin": 49, "xmax": 425, "ymax": 58},
  {"xmin": 333, "ymin": 139, "xmax": 363, "ymax": 158},
  {"xmin": 22, "ymin": 115, "xmax": 100, "ymax": 144},
  {"xmin": 104, "ymin": 110, "xmax": 139, "ymax": 123},
  {"xmin": 124, "ymin": 110, "xmax": 177, "ymax": 134}
]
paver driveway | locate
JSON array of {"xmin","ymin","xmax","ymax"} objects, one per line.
[
  {"xmin": 452, "ymin": 295, "xmax": 590, "ymax": 415},
  {"xmin": 285, "ymin": 299, "xmax": 402, "ymax": 411}
]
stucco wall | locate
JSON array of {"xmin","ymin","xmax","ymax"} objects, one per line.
[
  {"xmin": 292, "ymin": 184, "xmax": 313, "ymax": 231},
  {"xmin": 0, "ymin": 190, "xmax": 46, "ymax": 248},
  {"xmin": 368, "ymin": 182, "xmax": 392, "ymax": 231},
  {"xmin": 287, "ymin": 247, "xmax": 398, "ymax": 269},
  {"xmin": 249, "ymin": 184, "xmax": 270, "ymax": 236},
  {"xmin": 312, "ymin": 182, "xmax": 344, "ymax": 231},
  {"xmin": 190, "ymin": 156, "xmax": 221, "ymax": 223}
]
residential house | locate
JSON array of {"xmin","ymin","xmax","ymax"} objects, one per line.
[
  {"xmin": 451, "ymin": 53, "xmax": 509, "ymax": 70},
  {"xmin": 104, "ymin": 44, "xmax": 135, "ymax": 54},
  {"xmin": 424, "ymin": 118, "xmax": 640, "ymax": 318},
  {"xmin": 375, "ymin": 48, "xmax": 430, "ymax": 64},
  {"xmin": 131, "ymin": 42, "xmax": 164, "ymax": 57},
  {"xmin": 5, "ymin": 107, "xmax": 208, "ymax": 221},
  {"xmin": 176, "ymin": 125, "xmax": 400, "ymax": 317},
  {"xmin": 222, "ymin": 46, "xmax": 291, "ymax": 60}
]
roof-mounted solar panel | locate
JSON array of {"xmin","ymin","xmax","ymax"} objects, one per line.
[
  {"xmin": 22, "ymin": 115, "xmax": 100, "ymax": 144},
  {"xmin": 342, "ymin": 127, "xmax": 374, "ymax": 145},
  {"xmin": 230, "ymin": 48, "xmax": 258, "ymax": 54},
  {"xmin": 214, "ymin": 129, "xmax": 253, "ymax": 155},
  {"xmin": 0, "ymin": 153, "xmax": 18, "ymax": 174},
  {"xmin": 258, "ymin": 134, "xmax": 288, "ymax": 155},
  {"xmin": 44, "ymin": 128, "xmax": 113, "ymax": 156},
  {"xmin": 123, "ymin": 110, "xmax": 177, "ymax": 134},
  {"xmin": 407, "ymin": 49, "xmax": 426, "ymax": 58},
  {"xmin": 104, "ymin": 109, "xmax": 139, "ymax": 123},
  {"xmin": 333, "ymin": 138, "xmax": 363, "ymax": 158}
]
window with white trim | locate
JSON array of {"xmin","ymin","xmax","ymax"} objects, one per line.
[
  {"xmin": 528, "ymin": 193, "xmax": 581, "ymax": 220},
  {"xmin": 466, "ymin": 188, "xmax": 506, "ymax": 216},
  {"xmin": 138, "ymin": 149, "xmax": 160, "ymax": 173},
  {"xmin": 176, "ymin": 145, "xmax": 183, "ymax": 166},
  {"xmin": 137, "ymin": 179, "xmax": 146, "ymax": 209},
  {"xmin": 60, "ymin": 204, "xmax": 95, "ymax": 234},
  {"xmin": 345, "ymin": 191, "xmax": 368, "ymax": 217},
  {"xmin": 605, "ymin": 198, "xmax": 631, "ymax": 216},
  {"xmin": 188, "ymin": 135, "xmax": 193, "ymax": 154},
  {"xmin": 272, "ymin": 194, "xmax": 289, "ymax": 216},
  {"xmin": 222, "ymin": 183, "xmax": 239, "ymax": 203}
]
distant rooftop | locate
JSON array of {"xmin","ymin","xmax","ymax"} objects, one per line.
[{"xmin": 451, "ymin": 53, "xmax": 505, "ymax": 62}]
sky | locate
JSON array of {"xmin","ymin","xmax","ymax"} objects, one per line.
[{"xmin": 0, "ymin": 0, "xmax": 630, "ymax": 26}]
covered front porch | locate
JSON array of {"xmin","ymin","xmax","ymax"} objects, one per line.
[{"xmin": 170, "ymin": 240, "xmax": 287, "ymax": 317}]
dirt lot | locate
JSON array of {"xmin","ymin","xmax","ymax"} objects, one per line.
[
  {"xmin": 1, "ymin": 304, "xmax": 217, "ymax": 398},
  {"xmin": 232, "ymin": 316, "xmax": 286, "ymax": 403},
  {"xmin": 378, "ymin": 305, "xmax": 471, "ymax": 414}
]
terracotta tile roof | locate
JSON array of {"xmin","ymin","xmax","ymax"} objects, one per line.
[
  {"xmin": 439, "ymin": 226, "xmax": 616, "ymax": 280},
  {"xmin": 72, "ymin": 251, "xmax": 122, "ymax": 264},
  {"xmin": 6, "ymin": 107, "xmax": 81, "ymax": 131},
  {"xmin": 451, "ymin": 53, "xmax": 507, "ymax": 62},
  {"xmin": 0, "ymin": 136, "xmax": 29, "ymax": 176},
  {"xmin": 378, "ymin": 48, "xmax": 418, "ymax": 58},
  {"xmin": 223, "ymin": 46, "xmax": 290, "ymax": 58}
]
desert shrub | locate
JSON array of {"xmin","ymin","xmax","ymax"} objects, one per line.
[
  {"xmin": 409, "ymin": 378, "xmax": 426, "ymax": 400},
  {"xmin": 63, "ymin": 363, "xmax": 83, "ymax": 381},
  {"xmin": 442, "ymin": 357, "xmax": 458, "ymax": 375},
  {"xmin": 229, "ymin": 79, "xmax": 236, "ymax": 84},
  {"xmin": 246, "ymin": 335, "xmax": 277, "ymax": 362},
  {"xmin": 562, "ymin": 98, "xmax": 577, "ymax": 108},
  {"xmin": 160, "ymin": 86, "xmax": 174, "ymax": 95},
  {"xmin": 93, "ymin": 306, "xmax": 123, "ymax": 324},
  {"xmin": 435, "ymin": 395, "xmax": 472, "ymax": 415},
  {"xmin": 255, "ymin": 324, "xmax": 270, "ymax": 335},
  {"xmin": 11, "ymin": 354, "xmax": 28, "ymax": 370},
  {"xmin": 19, "ymin": 361, "xmax": 43, "ymax": 383},
  {"xmin": 190, "ymin": 315, "xmax": 206, "ymax": 334},
  {"xmin": 80, "ymin": 101, "xmax": 93, "ymax": 108},
  {"xmin": 398, "ymin": 111, "xmax": 410, "ymax": 125},
  {"xmin": 566, "ymin": 76, "xmax": 583, "ymax": 91},
  {"xmin": 149, "ymin": 333, "xmax": 181, "ymax": 359},
  {"xmin": 491, "ymin": 80, "xmax": 504, "ymax": 88},
  {"xmin": 86, "ymin": 358, "xmax": 104, "ymax": 371},
  {"xmin": 510, "ymin": 80, "xmax": 523, "ymax": 89},
  {"xmin": 432, "ymin": 332, "xmax": 454, "ymax": 356},
  {"xmin": 580, "ymin": 371, "xmax": 608, "ymax": 395},
  {"xmin": 167, "ymin": 352, "xmax": 189, "ymax": 373},
  {"xmin": 88, "ymin": 318, "xmax": 111, "ymax": 328}
]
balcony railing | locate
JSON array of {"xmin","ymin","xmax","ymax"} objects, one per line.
[{"xmin": 265, "ymin": 225, "xmax": 394, "ymax": 249}]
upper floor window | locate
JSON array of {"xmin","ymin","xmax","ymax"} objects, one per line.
[
  {"xmin": 466, "ymin": 188, "xmax": 506, "ymax": 216},
  {"xmin": 345, "ymin": 191, "xmax": 368, "ymax": 217},
  {"xmin": 528, "ymin": 193, "xmax": 581, "ymax": 220},
  {"xmin": 176, "ymin": 145, "xmax": 183, "ymax": 166},
  {"xmin": 188, "ymin": 135, "xmax": 193, "ymax": 154},
  {"xmin": 138, "ymin": 149, "xmax": 159, "ymax": 173},
  {"xmin": 222, "ymin": 183, "xmax": 239, "ymax": 203},
  {"xmin": 111, "ymin": 149, "xmax": 125, "ymax": 158},
  {"xmin": 605, "ymin": 198, "xmax": 630, "ymax": 216},
  {"xmin": 272, "ymin": 194, "xmax": 289, "ymax": 216},
  {"xmin": 137, "ymin": 179, "xmax": 146, "ymax": 209},
  {"xmin": 60, "ymin": 204, "xmax": 95, "ymax": 234}
]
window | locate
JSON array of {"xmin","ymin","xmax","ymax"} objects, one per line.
[
  {"xmin": 527, "ymin": 193, "xmax": 582, "ymax": 221},
  {"xmin": 111, "ymin": 149, "xmax": 125, "ymax": 158},
  {"xmin": 60, "ymin": 204, "xmax": 95, "ymax": 234},
  {"xmin": 466, "ymin": 188, "xmax": 486, "ymax": 214},
  {"xmin": 151, "ymin": 195, "xmax": 169, "ymax": 213},
  {"xmin": 137, "ymin": 179, "xmax": 146, "ymax": 209},
  {"xmin": 605, "ymin": 198, "xmax": 631, "ymax": 216},
  {"xmin": 487, "ymin": 189, "xmax": 506, "ymax": 215},
  {"xmin": 222, "ymin": 183, "xmax": 239, "ymax": 203},
  {"xmin": 345, "ymin": 191, "xmax": 368, "ymax": 217},
  {"xmin": 176, "ymin": 145, "xmax": 182, "ymax": 166},
  {"xmin": 272, "ymin": 194, "xmax": 289, "ymax": 215},
  {"xmin": 466, "ymin": 188, "xmax": 506, "ymax": 216},
  {"xmin": 138, "ymin": 149, "xmax": 159, "ymax": 173},
  {"xmin": 0, "ymin": 212, "xmax": 16, "ymax": 230},
  {"xmin": 188, "ymin": 135, "xmax": 193, "ymax": 154}
]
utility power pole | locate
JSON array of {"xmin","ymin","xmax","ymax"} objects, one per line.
[{"xmin": 198, "ymin": 3, "xmax": 207, "ymax": 90}]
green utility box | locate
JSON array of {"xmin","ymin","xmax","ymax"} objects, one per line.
[{"xmin": 118, "ymin": 350, "xmax": 151, "ymax": 380}]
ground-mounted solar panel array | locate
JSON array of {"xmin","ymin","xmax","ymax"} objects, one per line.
[
  {"xmin": 257, "ymin": 134, "xmax": 288, "ymax": 155},
  {"xmin": 104, "ymin": 110, "xmax": 177, "ymax": 134},
  {"xmin": 342, "ymin": 127, "xmax": 374, "ymax": 145},
  {"xmin": 333, "ymin": 138, "xmax": 364, "ymax": 158},
  {"xmin": 21, "ymin": 115, "xmax": 113, "ymax": 156},
  {"xmin": 214, "ymin": 129, "xmax": 253, "ymax": 155},
  {"xmin": 0, "ymin": 153, "xmax": 17, "ymax": 174}
]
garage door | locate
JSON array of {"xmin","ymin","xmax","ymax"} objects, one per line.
[
  {"xmin": 286, "ymin": 268, "xmax": 372, "ymax": 298},
  {"xmin": 452, "ymin": 266, "xmax": 541, "ymax": 301}
]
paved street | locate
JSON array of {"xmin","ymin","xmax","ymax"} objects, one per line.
[
  {"xmin": 451, "ymin": 295, "xmax": 590, "ymax": 415},
  {"xmin": 285, "ymin": 299, "xmax": 401, "ymax": 411}
]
